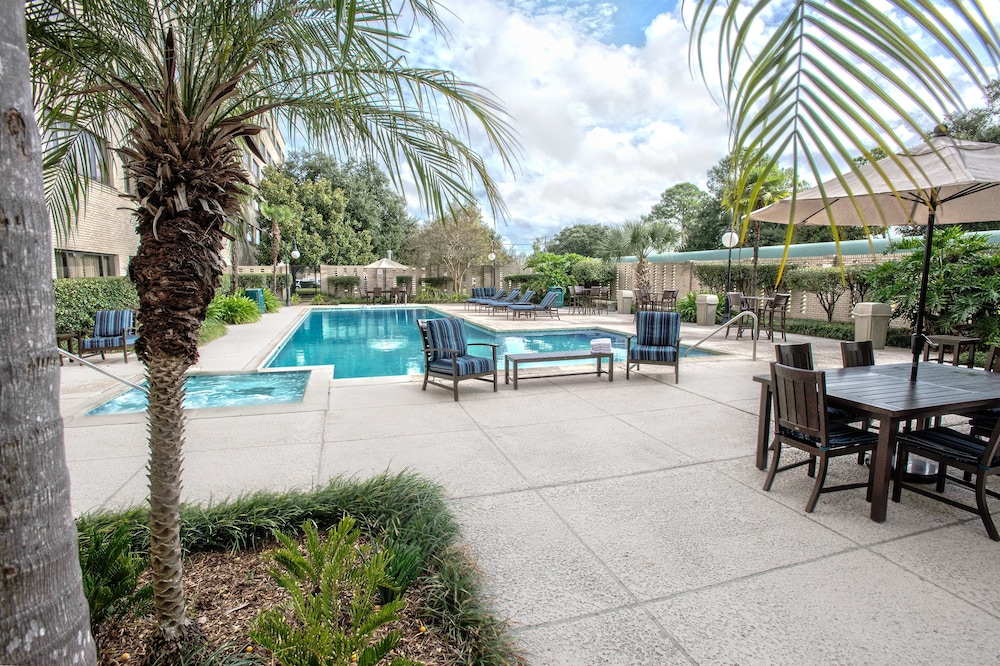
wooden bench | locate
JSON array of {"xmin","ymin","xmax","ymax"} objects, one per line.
[{"xmin": 504, "ymin": 350, "xmax": 614, "ymax": 389}]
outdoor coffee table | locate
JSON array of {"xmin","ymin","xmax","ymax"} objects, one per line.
[{"xmin": 504, "ymin": 350, "xmax": 614, "ymax": 389}]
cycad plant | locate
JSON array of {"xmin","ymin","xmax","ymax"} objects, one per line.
[{"xmin": 27, "ymin": 0, "xmax": 518, "ymax": 643}]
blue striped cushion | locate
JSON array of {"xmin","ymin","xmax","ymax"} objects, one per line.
[
  {"xmin": 82, "ymin": 334, "xmax": 138, "ymax": 350},
  {"xmin": 93, "ymin": 309, "xmax": 134, "ymax": 337},
  {"xmin": 429, "ymin": 355, "xmax": 494, "ymax": 376},
  {"xmin": 632, "ymin": 344, "xmax": 677, "ymax": 362},
  {"xmin": 636, "ymin": 311, "xmax": 680, "ymax": 347},
  {"xmin": 425, "ymin": 318, "xmax": 468, "ymax": 362},
  {"xmin": 536, "ymin": 291, "xmax": 558, "ymax": 309}
]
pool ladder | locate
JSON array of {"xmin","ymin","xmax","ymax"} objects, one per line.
[
  {"xmin": 684, "ymin": 311, "xmax": 759, "ymax": 361},
  {"xmin": 57, "ymin": 348, "xmax": 148, "ymax": 393}
]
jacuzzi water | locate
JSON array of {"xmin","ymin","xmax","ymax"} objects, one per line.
[
  {"xmin": 86, "ymin": 371, "xmax": 311, "ymax": 416},
  {"xmin": 263, "ymin": 306, "xmax": 710, "ymax": 379}
]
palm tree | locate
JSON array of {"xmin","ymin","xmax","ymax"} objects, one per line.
[
  {"xmin": 28, "ymin": 0, "xmax": 518, "ymax": 643},
  {"xmin": 1, "ymin": 3, "xmax": 96, "ymax": 663},
  {"xmin": 260, "ymin": 202, "xmax": 294, "ymax": 292},
  {"xmin": 687, "ymin": 0, "xmax": 1000, "ymax": 235},
  {"xmin": 598, "ymin": 219, "xmax": 679, "ymax": 292}
]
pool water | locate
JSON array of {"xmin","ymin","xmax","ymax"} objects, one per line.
[
  {"xmin": 264, "ymin": 307, "xmax": 707, "ymax": 379},
  {"xmin": 86, "ymin": 371, "xmax": 311, "ymax": 416}
]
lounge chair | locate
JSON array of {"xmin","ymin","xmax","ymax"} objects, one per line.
[
  {"xmin": 626, "ymin": 311, "xmax": 680, "ymax": 382},
  {"xmin": 508, "ymin": 290, "xmax": 560, "ymax": 319},
  {"xmin": 465, "ymin": 287, "xmax": 498, "ymax": 309},
  {"xmin": 79, "ymin": 309, "xmax": 138, "ymax": 362},
  {"xmin": 490, "ymin": 289, "xmax": 534, "ymax": 315},
  {"xmin": 477, "ymin": 288, "xmax": 518, "ymax": 312},
  {"xmin": 418, "ymin": 317, "xmax": 497, "ymax": 401}
]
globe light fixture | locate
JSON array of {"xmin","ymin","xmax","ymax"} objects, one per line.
[{"xmin": 721, "ymin": 229, "xmax": 740, "ymax": 318}]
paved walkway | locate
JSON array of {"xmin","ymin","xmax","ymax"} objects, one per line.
[{"xmin": 60, "ymin": 304, "xmax": 1000, "ymax": 665}]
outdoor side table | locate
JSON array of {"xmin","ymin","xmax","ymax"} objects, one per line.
[
  {"xmin": 922, "ymin": 335, "xmax": 980, "ymax": 368},
  {"xmin": 56, "ymin": 332, "xmax": 81, "ymax": 365}
]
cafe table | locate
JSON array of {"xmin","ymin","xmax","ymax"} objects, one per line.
[{"xmin": 753, "ymin": 362, "xmax": 1000, "ymax": 522}]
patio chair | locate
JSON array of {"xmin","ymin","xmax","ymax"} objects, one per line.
[
  {"xmin": 764, "ymin": 362, "xmax": 878, "ymax": 513},
  {"xmin": 892, "ymin": 415, "xmax": 1000, "ymax": 541},
  {"xmin": 79, "ymin": 309, "xmax": 138, "ymax": 363},
  {"xmin": 480, "ymin": 288, "xmax": 518, "ymax": 311},
  {"xmin": 658, "ymin": 289, "xmax": 678, "ymax": 312},
  {"xmin": 725, "ymin": 292, "xmax": 754, "ymax": 338},
  {"xmin": 508, "ymin": 290, "xmax": 560, "ymax": 319},
  {"xmin": 468, "ymin": 288, "xmax": 507, "ymax": 311},
  {"xmin": 778, "ymin": 342, "xmax": 865, "ymax": 437},
  {"xmin": 969, "ymin": 345, "xmax": 1000, "ymax": 439},
  {"xmin": 761, "ymin": 293, "xmax": 791, "ymax": 341},
  {"xmin": 626, "ymin": 311, "xmax": 681, "ymax": 383},
  {"xmin": 841, "ymin": 340, "xmax": 875, "ymax": 368},
  {"xmin": 490, "ymin": 289, "xmax": 533, "ymax": 315},
  {"xmin": 418, "ymin": 318, "xmax": 498, "ymax": 401}
]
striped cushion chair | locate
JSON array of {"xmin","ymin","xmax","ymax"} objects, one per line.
[
  {"xmin": 419, "ymin": 317, "xmax": 498, "ymax": 401},
  {"xmin": 80, "ymin": 309, "xmax": 138, "ymax": 362},
  {"xmin": 626, "ymin": 311, "xmax": 681, "ymax": 382}
]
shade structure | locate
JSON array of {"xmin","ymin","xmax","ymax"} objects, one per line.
[
  {"xmin": 365, "ymin": 257, "xmax": 408, "ymax": 291},
  {"xmin": 751, "ymin": 129, "xmax": 1000, "ymax": 380}
]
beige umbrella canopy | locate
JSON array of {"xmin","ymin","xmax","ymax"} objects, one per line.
[
  {"xmin": 365, "ymin": 256, "xmax": 408, "ymax": 291},
  {"xmin": 751, "ymin": 128, "xmax": 1000, "ymax": 380}
]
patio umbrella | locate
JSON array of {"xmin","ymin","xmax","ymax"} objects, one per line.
[
  {"xmin": 751, "ymin": 127, "xmax": 1000, "ymax": 381},
  {"xmin": 365, "ymin": 256, "xmax": 407, "ymax": 291}
]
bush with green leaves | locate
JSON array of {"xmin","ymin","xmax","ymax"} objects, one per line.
[
  {"xmin": 677, "ymin": 292, "xmax": 699, "ymax": 322},
  {"xmin": 54, "ymin": 276, "xmax": 139, "ymax": 334},
  {"xmin": 693, "ymin": 262, "xmax": 789, "ymax": 295},
  {"xmin": 311, "ymin": 293, "xmax": 326, "ymax": 305},
  {"xmin": 327, "ymin": 275, "xmax": 361, "ymax": 297},
  {"xmin": 522, "ymin": 252, "xmax": 579, "ymax": 300},
  {"xmin": 570, "ymin": 257, "xmax": 615, "ymax": 286},
  {"xmin": 206, "ymin": 294, "xmax": 263, "ymax": 325},
  {"xmin": 785, "ymin": 267, "xmax": 846, "ymax": 322},
  {"xmin": 871, "ymin": 228, "xmax": 1000, "ymax": 342},
  {"xmin": 262, "ymin": 288, "xmax": 282, "ymax": 313},
  {"xmin": 252, "ymin": 518, "xmax": 416, "ymax": 666},
  {"xmin": 843, "ymin": 264, "xmax": 876, "ymax": 308},
  {"xmin": 78, "ymin": 522, "xmax": 153, "ymax": 628}
]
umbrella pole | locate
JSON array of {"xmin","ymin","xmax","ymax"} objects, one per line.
[{"xmin": 910, "ymin": 208, "xmax": 936, "ymax": 382}]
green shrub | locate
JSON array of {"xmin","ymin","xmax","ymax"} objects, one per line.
[
  {"xmin": 677, "ymin": 292, "xmax": 698, "ymax": 322},
  {"xmin": 251, "ymin": 518, "xmax": 413, "ymax": 666},
  {"xmin": 78, "ymin": 522, "xmax": 153, "ymax": 628},
  {"xmin": 785, "ymin": 267, "xmax": 846, "ymax": 322},
  {"xmin": 295, "ymin": 287, "xmax": 319, "ymax": 297},
  {"xmin": 570, "ymin": 258, "xmax": 615, "ymax": 286},
  {"xmin": 206, "ymin": 295, "xmax": 262, "ymax": 325},
  {"xmin": 311, "ymin": 293, "xmax": 325, "ymax": 305},
  {"xmin": 54, "ymin": 277, "xmax": 139, "ymax": 334},
  {"xmin": 422, "ymin": 276, "xmax": 449, "ymax": 290},
  {"xmin": 199, "ymin": 317, "xmax": 228, "ymax": 345},
  {"xmin": 290, "ymin": 294, "xmax": 301, "ymax": 305},
  {"xmin": 693, "ymin": 263, "xmax": 789, "ymax": 294},
  {"xmin": 327, "ymin": 275, "xmax": 361, "ymax": 297},
  {"xmin": 262, "ymin": 289, "xmax": 282, "ymax": 313}
]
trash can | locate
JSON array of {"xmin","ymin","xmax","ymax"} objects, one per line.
[
  {"xmin": 853, "ymin": 302, "xmax": 892, "ymax": 349},
  {"xmin": 695, "ymin": 293, "xmax": 719, "ymax": 326},
  {"xmin": 548, "ymin": 286, "xmax": 565, "ymax": 307},
  {"xmin": 618, "ymin": 290, "xmax": 634, "ymax": 315},
  {"xmin": 244, "ymin": 288, "xmax": 266, "ymax": 313}
]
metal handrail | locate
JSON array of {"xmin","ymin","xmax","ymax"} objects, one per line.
[
  {"xmin": 684, "ymin": 311, "xmax": 759, "ymax": 361},
  {"xmin": 57, "ymin": 348, "xmax": 148, "ymax": 394}
]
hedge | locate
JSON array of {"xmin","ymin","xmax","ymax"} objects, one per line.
[
  {"xmin": 54, "ymin": 277, "xmax": 139, "ymax": 334},
  {"xmin": 693, "ymin": 263, "xmax": 790, "ymax": 294}
]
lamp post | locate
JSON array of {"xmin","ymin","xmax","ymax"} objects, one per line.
[
  {"xmin": 488, "ymin": 251, "xmax": 496, "ymax": 288},
  {"xmin": 721, "ymin": 228, "xmax": 740, "ymax": 319},
  {"xmin": 284, "ymin": 241, "xmax": 300, "ymax": 306}
]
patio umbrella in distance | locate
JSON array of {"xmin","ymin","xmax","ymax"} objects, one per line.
[
  {"xmin": 751, "ymin": 126, "xmax": 1000, "ymax": 381},
  {"xmin": 365, "ymin": 256, "xmax": 408, "ymax": 291}
]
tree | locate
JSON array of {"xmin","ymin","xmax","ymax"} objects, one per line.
[
  {"xmin": 645, "ymin": 183, "xmax": 709, "ymax": 249},
  {"xmin": 785, "ymin": 267, "xmax": 847, "ymax": 322},
  {"xmin": 1, "ymin": 3, "xmax": 96, "ymax": 662},
  {"xmin": 29, "ymin": 0, "xmax": 517, "ymax": 645},
  {"xmin": 946, "ymin": 80, "xmax": 1000, "ymax": 144},
  {"xmin": 689, "ymin": 0, "xmax": 1000, "ymax": 240},
  {"xmin": 597, "ymin": 218, "xmax": 679, "ymax": 291},
  {"xmin": 403, "ymin": 205, "xmax": 494, "ymax": 293},
  {"xmin": 259, "ymin": 202, "xmax": 294, "ymax": 292},
  {"xmin": 546, "ymin": 223, "xmax": 611, "ymax": 257},
  {"xmin": 275, "ymin": 153, "xmax": 417, "ymax": 258}
]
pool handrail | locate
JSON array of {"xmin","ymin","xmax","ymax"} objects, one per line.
[
  {"xmin": 57, "ymin": 348, "xmax": 148, "ymax": 394},
  {"xmin": 684, "ymin": 311, "xmax": 758, "ymax": 361}
]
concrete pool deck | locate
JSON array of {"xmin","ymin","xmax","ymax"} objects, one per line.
[{"xmin": 60, "ymin": 304, "xmax": 1000, "ymax": 664}]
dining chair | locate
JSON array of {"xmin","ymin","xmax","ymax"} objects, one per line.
[
  {"xmin": 774, "ymin": 342, "xmax": 814, "ymax": 369},
  {"xmin": 761, "ymin": 293, "xmax": 791, "ymax": 341},
  {"xmin": 892, "ymin": 414, "xmax": 1000, "ymax": 540},
  {"xmin": 841, "ymin": 340, "xmax": 875, "ymax": 368},
  {"xmin": 658, "ymin": 289, "xmax": 678, "ymax": 313},
  {"xmin": 968, "ymin": 345, "xmax": 1000, "ymax": 440},
  {"xmin": 764, "ymin": 362, "xmax": 878, "ymax": 513},
  {"xmin": 725, "ymin": 292, "xmax": 753, "ymax": 338}
]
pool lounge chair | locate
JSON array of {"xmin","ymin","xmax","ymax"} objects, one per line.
[
  {"xmin": 626, "ymin": 310, "xmax": 681, "ymax": 382},
  {"xmin": 479, "ymin": 288, "xmax": 519, "ymax": 312},
  {"xmin": 508, "ymin": 290, "xmax": 560, "ymax": 319},
  {"xmin": 79, "ymin": 309, "xmax": 139, "ymax": 362},
  {"xmin": 418, "ymin": 317, "xmax": 498, "ymax": 401},
  {"xmin": 490, "ymin": 289, "xmax": 534, "ymax": 315},
  {"xmin": 465, "ymin": 287, "xmax": 499, "ymax": 309}
]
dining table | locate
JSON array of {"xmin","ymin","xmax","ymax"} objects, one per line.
[{"xmin": 753, "ymin": 362, "xmax": 1000, "ymax": 522}]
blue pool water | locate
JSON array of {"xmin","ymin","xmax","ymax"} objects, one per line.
[
  {"xmin": 264, "ymin": 307, "xmax": 707, "ymax": 379},
  {"xmin": 87, "ymin": 371, "xmax": 311, "ymax": 416}
]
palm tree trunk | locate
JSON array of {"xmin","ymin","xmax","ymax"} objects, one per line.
[
  {"xmin": 635, "ymin": 257, "xmax": 650, "ymax": 291},
  {"xmin": 0, "ymin": 4, "xmax": 96, "ymax": 662},
  {"xmin": 145, "ymin": 354, "xmax": 189, "ymax": 637}
]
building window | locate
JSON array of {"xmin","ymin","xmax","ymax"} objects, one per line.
[{"xmin": 54, "ymin": 250, "xmax": 118, "ymax": 278}]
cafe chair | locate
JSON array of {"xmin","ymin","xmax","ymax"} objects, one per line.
[
  {"xmin": 626, "ymin": 311, "xmax": 680, "ymax": 383},
  {"xmin": 658, "ymin": 289, "xmax": 678, "ymax": 312},
  {"xmin": 841, "ymin": 340, "xmax": 875, "ymax": 368},
  {"xmin": 725, "ymin": 292, "xmax": 754, "ymax": 339},
  {"xmin": 79, "ymin": 309, "xmax": 139, "ymax": 363},
  {"xmin": 968, "ymin": 345, "xmax": 1000, "ymax": 440},
  {"xmin": 418, "ymin": 318, "xmax": 497, "ymax": 401},
  {"xmin": 761, "ymin": 293, "xmax": 791, "ymax": 341},
  {"xmin": 892, "ymin": 419, "xmax": 1000, "ymax": 541},
  {"xmin": 764, "ymin": 362, "xmax": 878, "ymax": 513}
]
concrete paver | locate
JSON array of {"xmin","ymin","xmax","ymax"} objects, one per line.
[{"xmin": 60, "ymin": 303, "xmax": 1000, "ymax": 664}]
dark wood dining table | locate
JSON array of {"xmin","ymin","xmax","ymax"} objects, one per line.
[{"xmin": 754, "ymin": 362, "xmax": 1000, "ymax": 522}]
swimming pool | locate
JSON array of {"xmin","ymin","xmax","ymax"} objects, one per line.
[
  {"xmin": 264, "ymin": 307, "xmax": 707, "ymax": 379},
  {"xmin": 86, "ymin": 371, "xmax": 311, "ymax": 416}
]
